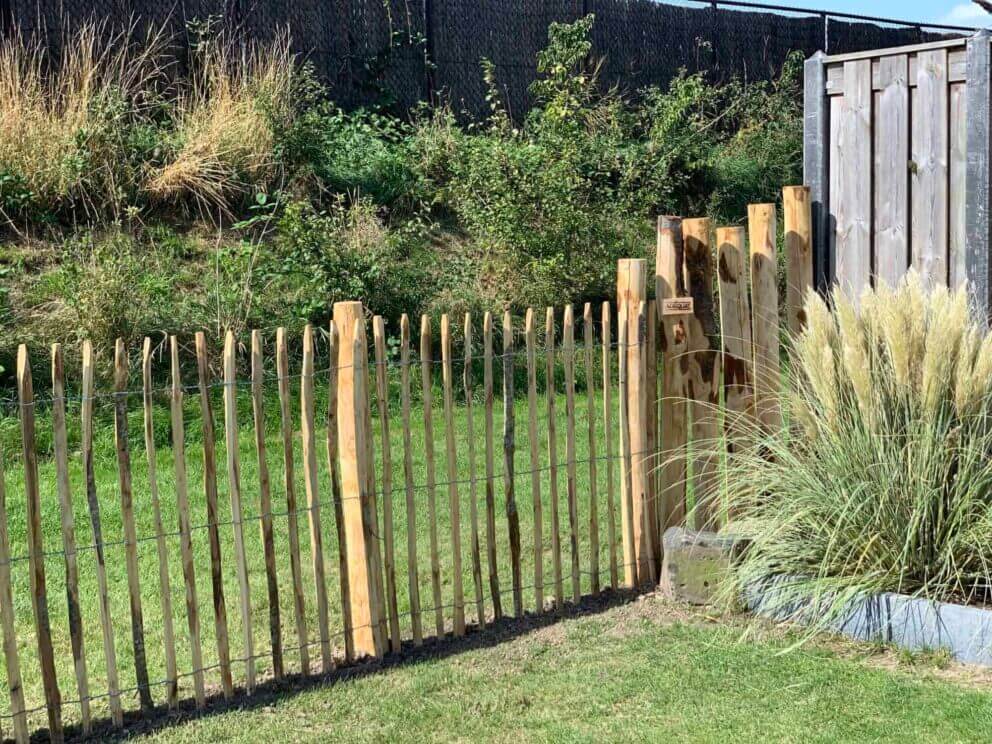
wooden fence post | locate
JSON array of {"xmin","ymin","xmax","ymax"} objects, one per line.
[
  {"xmin": 616, "ymin": 259, "xmax": 656, "ymax": 585},
  {"xmin": 783, "ymin": 185, "xmax": 814, "ymax": 336},
  {"xmin": 333, "ymin": 301, "xmax": 387, "ymax": 657},
  {"xmin": 683, "ymin": 219, "xmax": 723, "ymax": 530},
  {"xmin": 656, "ymin": 217, "xmax": 688, "ymax": 532},
  {"xmin": 749, "ymin": 204, "xmax": 783, "ymax": 433}
]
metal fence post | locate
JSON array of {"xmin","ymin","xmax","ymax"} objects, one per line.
[{"xmin": 804, "ymin": 50, "xmax": 830, "ymax": 291}]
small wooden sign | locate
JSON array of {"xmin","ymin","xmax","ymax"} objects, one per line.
[{"xmin": 661, "ymin": 297, "xmax": 694, "ymax": 316}]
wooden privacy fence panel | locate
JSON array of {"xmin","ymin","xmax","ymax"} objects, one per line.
[
  {"xmin": 806, "ymin": 33, "xmax": 992, "ymax": 309},
  {"xmin": 0, "ymin": 187, "xmax": 812, "ymax": 742}
]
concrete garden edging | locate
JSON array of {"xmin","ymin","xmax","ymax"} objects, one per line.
[{"xmin": 663, "ymin": 527, "xmax": 992, "ymax": 667}]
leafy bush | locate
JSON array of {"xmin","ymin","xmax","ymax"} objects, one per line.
[
  {"xmin": 262, "ymin": 198, "xmax": 430, "ymax": 327},
  {"xmin": 723, "ymin": 275, "xmax": 992, "ymax": 626}
]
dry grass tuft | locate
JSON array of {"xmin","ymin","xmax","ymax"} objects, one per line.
[{"xmin": 145, "ymin": 33, "xmax": 294, "ymax": 214}]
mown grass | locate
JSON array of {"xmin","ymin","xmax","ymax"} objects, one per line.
[
  {"xmin": 0, "ymin": 345, "xmax": 626, "ymax": 737},
  {"xmin": 136, "ymin": 596, "xmax": 992, "ymax": 743}
]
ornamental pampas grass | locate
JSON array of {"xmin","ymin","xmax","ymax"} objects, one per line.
[{"xmin": 722, "ymin": 271, "xmax": 992, "ymax": 631}]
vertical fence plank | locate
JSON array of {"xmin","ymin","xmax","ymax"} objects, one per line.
[
  {"xmin": 617, "ymin": 260, "xmax": 654, "ymax": 584},
  {"xmin": 874, "ymin": 55, "xmax": 909, "ymax": 288},
  {"xmin": 17, "ymin": 346, "xmax": 63, "ymax": 741},
  {"xmin": 683, "ymin": 219, "xmax": 722, "ymax": 530},
  {"xmin": 525, "ymin": 309, "xmax": 543, "ymax": 611},
  {"xmin": 657, "ymin": 217, "xmax": 688, "ymax": 532},
  {"xmin": 82, "ymin": 341, "xmax": 124, "ymax": 724},
  {"xmin": 441, "ymin": 315, "xmax": 466, "ymax": 636},
  {"xmin": 749, "ymin": 204, "xmax": 783, "ymax": 434},
  {"xmin": 463, "ymin": 313, "xmax": 486, "ymax": 627},
  {"xmin": 966, "ymin": 31, "xmax": 991, "ymax": 313},
  {"xmin": 483, "ymin": 311, "xmax": 502, "ymax": 619},
  {"xmin": 399, "ymin": 315, "xmax": 423, "ymax": 643},
  {"xmin": 114, "ymin": 339, "xmax": 153, "ymax": 712},
  {"xmin": 562, "ymin": 306, "xmax": 581, "ymax": 602},
  {"xmin": 420, "ymin": 315, "xmax": 445, "ymax": 637},
  {"xmin": 0, "ymin": 454, "xmax": 28, "ymax": 744},
  {"xmin": 717, "ymin": 225, "xmax": 756, "ymax": 515},
  {"xmin": 334, "ymin": 303, "xmax": 387, "ymax": 657},
  {"xmin": 583, "ymin": 303, "xmax": 600, "ymax": 596},
  {"xmin": 545, "ymin": 307, "xmax": 564, "ymax": 607},
  {"xmin": 913, "ymin": 49, "xmax": 949, "ymax": 288},
  {"xmin": 636, "ymin": 301, "xmax": 657, "ymax": 583},
  {"xmin": 617, "ymin": 310, "xmax": 637, "ymax": 588},
  {"xmin": 783, "ymin": 186, "xmax": 814, "ymax": 335},
  {"xmin": 835, "ymin": 59, "xmax": 872, "ymax": 299},
  {"xmin": 250, "ymin": 330, "xmax": 282, "ymax": 679},
  {"xmin": 276, "ymin": 328, "xmax": 310, "ymax": 672},
  {"xmin": 223, "ymin": 331, "xmax": 256, "ymax": 690},
  {"xmin": 950, "ymin": 81, "xmax": 968, "ymax": 290},
  {"xmin": 51, "ymin": 343, "xmax": 90, "ymax": 728},
  {"xmin": 503, "ymin": 311, "xmax": 523, "ymax": 616},
  {"xmin": 645, "ymin": 299, "xmax": 659, "ymax": 548},
  {"xmin": 327, "ymin": 321, "xmax": 354, "ymax": 659},
  {"xmin": 601, "ymin": 302, "xmax": 618, "ymax": 589},
  {"xmin": 301, "ymin": 325, "xmax": 333, "ymax": 670},
  {"xmin": 170, "ymin": 337, "xmax": 204, "ymax": 708},
  {"xmin": 195, "ymin": 331, "xmax": 234, "ymax": 698},
  {"xmin": 372, "ymin": 317, "xmax": 402, "ymax": 651},
  {"xmin": 141, "ymin": 338, "xmax": 177, "ymax": 708}
]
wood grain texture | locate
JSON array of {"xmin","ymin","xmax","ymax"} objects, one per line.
[
  {"xmin": 463, "ymin": 314, "xmax": 486, "ymax": 627},
  {"xmin": 783, "ymin": 186, "xmax": 814, "ymax": 335},
  {"xmin": 141, "ymin": 338, "xmax": 176, "ymax": 708},
  {"xmin": 483, "ymin": 312, "xmax": 502, "ymax": 619},
  {"xmin": 250, "ymin": 331, "xmax": 282, "ymax": 679},
  {"xmin": 562, "ymin": 306, "xmax": 582, "ymax": 602},
  {"xmin": 503, "ymin": 311, "xmax": 523, "ymax": 615},
  {"xmin": 170, "ymin": 337, "xmax": 204, "ymax": 708},
  {"xmin": 616, "ymin": 259, "xmax": 655, "ymax": 584},
  {"xmin": 601, "ymin": 302, "xmax": 618, "ymax": 589},
  {"xmin": 223, "ymin": 331, "xmax": 255, "ymax": 690},
  {"xmin": 419, "ymin": 315, "xmax": 445, "ymax": 637},
  {"xmin": 656, "ymin": 217, "xmax": 688, "ymax": 533},
  {"xmin": 301, "ymin": 325, "xmax": 333, "ymax": 670},
  {"xmin": 913, "ymin": 49, "xmax": 949, "ymax": 289},
  {"xmin": 441, "ymin": 315, "xmax": 466, "ymax": 635},
  {"xmin": 399, "ymin": 315, "xmax": 423, "ymax": 643},
  {"xmin": 716, "ymin": 227, "xmax": 755, "ymax": 524},
  {"xmin": 373, "ymin": 317, "xmax": 403, "ymax": 650},
  {"xmin": 950, "ymin": 81, "xmax": 968, "ymax": 290},
  {"xmin": 525, "ymin": 309, "xmax": 543, "ymax": 611},
  {"xmin": 749, "ymin": 205, "xmax": 783, "ymax": 434},
  {"xmin": 584, "ymin": 304, "xmax": 600, "ymax": 595},
  {"xmin": 17, "ymin": 346, "xmax": 63, "ymax": 740},
  {"xmin": 873, "ymin": 55, "xmax": 909, "ymax": 288},
  {"xmin": 195, "ymin": 332, "xmax": 234, "ymax": 698},
  {"xmin": 0, "ymin": 454, "xmax": 28, "ymax": 744},
  {"xmin": 326, "ymin": 320, "xmax": 355, "ymax": 659},
  {"xmin": 335, "ymin": 303, "xmax": 387, "ymax": 656},
  {"xmin": 114, "ymin": 339, "xmax": 153, "ymax": 711},
  {"xmin": 834, "ymin": 59, "xmax": 872, "ymax": 300},
  {"xmin": 51, "ymin": 343, "xmax": 90, "ymax": 728},
  {"xmin": 276, "ymin": 328, "xmax": 310, "ymax": 672},
  {"xmin": 617, "ymin": 309, "xmax": 637, "ymax": 588},
  {"xmin": 545, "ymin": 307, "xmax": 564, "ymax": 607}
]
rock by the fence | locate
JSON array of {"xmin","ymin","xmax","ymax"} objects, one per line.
[{"xmin": 660, "ymin": 527, "xmax": 744, "ymax": 605}]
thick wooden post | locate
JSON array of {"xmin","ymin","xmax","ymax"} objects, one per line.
[
  {"xmin": 617, "ymin": 259, "xmax": 656, "ymax": 585},
  {"xmin": 656, "ymin": 217, "xmax": 688, "ymax": 533},
  {"xmin": 683, "ymin": 219, "xmax": 723, "ymax": 531},
  {"xmin": 783, "ymin": 185, "xmax": 814, "ymax": 336},
  {"xmin": 333, "ymin": 301, "xmax": 387, "ymax": 657},
  {"xmin": 749, "ymin": 204, "xmax": 783, "ymax": 434}
]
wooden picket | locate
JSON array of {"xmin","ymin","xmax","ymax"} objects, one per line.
[{"xmin": 0, "ymin": 187, "xmax": 815, "ymax": 740}]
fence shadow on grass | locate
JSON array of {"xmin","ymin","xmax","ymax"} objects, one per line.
[{"xmin": 61, "ymin": 587, "xmax": 642, "ymax": 743}]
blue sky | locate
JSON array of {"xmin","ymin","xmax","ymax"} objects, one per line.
[{"xmin": 674, "ymin": 1, "xmax": 992, "ymax": 28}]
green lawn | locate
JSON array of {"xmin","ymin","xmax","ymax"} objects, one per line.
[
  {"xmin": 0, "ymin": 365, "xmax": 633, "ymax": 737},
  {"xmin": 126, "ymin": 595, "xmax": 992, "ymax": 743}
]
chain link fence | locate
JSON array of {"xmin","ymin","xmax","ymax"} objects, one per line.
[{"xmin": 2, "ymin": 0, "xmax": 978, "ymax": 117}]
